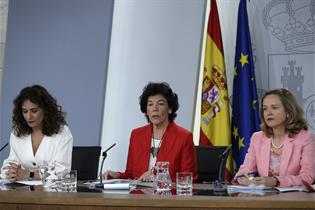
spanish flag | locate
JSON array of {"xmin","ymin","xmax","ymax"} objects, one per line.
[{"xmin": 199, "ymin": 0, "xmax": 232, "ymax": 179}]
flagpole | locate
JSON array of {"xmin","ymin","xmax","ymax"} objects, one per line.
[{"xmin": 192, "ymin": 0, "xmax": 210, "ymax": 146}]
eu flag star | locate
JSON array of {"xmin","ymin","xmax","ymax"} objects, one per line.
[
  {"xmin": 239, "ymin": 53, "xmax": 249, "ymax": 68},
  {"xmin": 252, "ymin": 100, "xmax": 257, "ymax": 109},
  {"xmin": 233, "ymin": 127, "xmax": 239, "ymax": 139},
  {"xmin": 238, "ymin": 137, "xmax": 245, "ymax": 150},
  {"xmin": 234, "ymin": 66, "xmax": 237, "ymax": 77}
]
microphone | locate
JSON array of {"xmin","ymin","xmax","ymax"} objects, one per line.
[
  {"xmin": 0, "ymin": 142, "xmax": 8, "ymax": 152},
  {"xmin": 95, "ymin": 143, "xmax": 116, "ymax": 189},
  {"xmin": 220, "ymin": 144, "xmax": 232, "ymax": 158},
  {"xmin": 218, "ymin": 144, "xmax": 232, "ymax": 181}
]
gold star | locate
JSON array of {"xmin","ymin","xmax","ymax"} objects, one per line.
[
  {"xmin": 233, "ymin": 127, "xmax": 239, "ymax": 139},
  {"xmin": 238, "ymin": 137, "xmax": 245, "ymax": 150},
  {"xmin": 252, "ymin": 100, "xmax": 258, "ymax": 110},
  {"xmin": 239, "ymin": 53, "xmax": 249, "ymax": 68},
  {"xmin": 234, "ymin": 66, "xmax": 237, "ymax": 77}
]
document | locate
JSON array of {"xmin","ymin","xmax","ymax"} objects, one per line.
[
  {"xmin": 275, "ymin": 186, "xmax": 308, "ymax": 193},
  {"xmin": 131, "ymin": 180, "xmax": 155, "ymax": 188},
  {"xmin": 5, "ymin": 180, "xmax": 43, "ymax": 186},
  {"xmin": 228, "ymin": 184, "xmax": 310, "ymax": 193},
  {"xmin": 85, "ymin": 179, "xmax": 154, "ymax": 189},
  {"xmin": 91, "ymin": 179, "xmax": 132, "ymax": 190},
  {"xmin": 227, "ymin": 184, "xmax": 273, "ymax": 196},
  {"xmin": 103, "ymin": 183, "xmax": 130, "ymax": 190},
  {"xmin": 228, "ymin": 184, "xmax": 272, "ymax": 191}
]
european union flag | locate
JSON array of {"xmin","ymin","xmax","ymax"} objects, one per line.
[{"xmin": 231, "ymin": 0, "xmax": 261, "ymax": 170}]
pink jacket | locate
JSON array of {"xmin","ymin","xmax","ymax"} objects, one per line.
[{"xmin": 237, "ymin": 130, "xmax": 315, "ymax": 187}]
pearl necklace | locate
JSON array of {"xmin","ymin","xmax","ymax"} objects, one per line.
[{"xmin": 271, "ymin": 137, "xmax": 284, "ymax": 149}]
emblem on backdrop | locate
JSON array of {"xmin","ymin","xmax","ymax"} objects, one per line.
[
  {"xmin": 262, "ymin": 0, "xmax": 315, "ymax": 53},
  {"xmin": 262, "ymin": 0, "xmax": 315, "ymax": 133}
]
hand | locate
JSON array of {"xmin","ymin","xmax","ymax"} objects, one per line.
[
  {"xmin": 234, "ymin": 172, "xmax": 254, "ymax": 186},
  {"xmin": 138, "ymin": 171, "xmax": 154, "ymax": 182},
  {"xmin": 3, "ymin": 162, "xmax": 28, "ymax": 181},
  {"xmin": 237, "ymin": 176, "xmax": 255, "ymax": 186},
  {"xmin": 251, "ymin": 176, "xmax": 278, "ymax": 187},
  {"xmin": 102, "ymin": 170, "xmax": 120, "ymax": 180}
]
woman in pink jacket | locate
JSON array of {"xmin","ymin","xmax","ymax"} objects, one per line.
[{"xmin": 234, "ymin": 88, "xmax": 315, "ymax": 187}]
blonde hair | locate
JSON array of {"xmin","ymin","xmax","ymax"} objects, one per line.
[{"xmin": 260, "ymin": 88, "xmax": 308, "ymax": 138}]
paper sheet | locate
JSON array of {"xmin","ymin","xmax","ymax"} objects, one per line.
[
  {"xmin": 15, "ymin": 180, "xmax": 43, "ymax": 186},
  {"xmin": 228, "ymin": 184, "xmax": 272, "ymax": 191},
  {"xmin": 103, "ymin": 183, "xmax": 130, "ymax": 190},
  {"xmin": 276, "ymin": 186, "xmax": 307, "ymax": 193}
]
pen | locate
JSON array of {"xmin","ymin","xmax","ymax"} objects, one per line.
[{"xmin": 235, "ymin": 171, "xmax": 258, "ymax": 179}]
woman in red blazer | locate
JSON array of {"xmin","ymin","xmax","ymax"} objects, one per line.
[
  {"xmin": 103, "ymin": 82, "xmax": 197, "ymax": 182},
  {"xmin": 234, "ymin": 88, "xmax": 315, "ymax": 187}
]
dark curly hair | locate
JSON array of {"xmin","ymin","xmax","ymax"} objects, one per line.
[
  {"xmin": 12, "ymin": 85, "xmax": 66, "ymax": 137},
  {"xmin": 260, "ymin": 88, "xmax": 308, "ymax": 138},
  {"xmin": 139, "ymin": 82, "xmax": 179, "ymax": 122}
]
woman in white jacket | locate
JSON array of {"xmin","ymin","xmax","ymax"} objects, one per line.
[{"xmin": 1, "ymin": 85, "xmax": 73, "ymax": 181}]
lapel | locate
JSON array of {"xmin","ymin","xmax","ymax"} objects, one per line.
[
  {"xmin": 143, "ymin": 124, "xmax": 153, "ymax": 167},
  {"xmin": 157, "ymin": 122, "xmax": 178, "ymax": 161},
  {"xmin": 261, "ymin": 136, "xmax": 271, "ymax": 176},
  {"xmin": 279, "ymin": 134, "xmax": 294, "ymax": 176}
]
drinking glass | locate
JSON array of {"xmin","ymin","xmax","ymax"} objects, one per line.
[
  {"xmin": 60, "ymin": 170, "xmax": 77, "ymax": 192},
  {"xmin": 39, "ymin": 161, "xmax": 58, "ymax": 188},
  {"xmin": 176, "ymin": 172, "xmax": 193, "ymax": 195}
]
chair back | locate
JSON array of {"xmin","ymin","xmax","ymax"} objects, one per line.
[
  {"xmin": 72, "ymin": 146, "xmax": 101, "ymax": 180},
  {"xmin": 195, "ymin": 145, "xmax": 231, "ymax": 183}
]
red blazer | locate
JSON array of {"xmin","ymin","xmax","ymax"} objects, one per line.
[{"xmin": 119, "ymin": 122, "xmax": 198, "ymax": 182}]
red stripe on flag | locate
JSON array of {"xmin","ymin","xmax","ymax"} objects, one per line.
[
  {"xmin": 207, "ymin": 0, "xmax": 224, "ymax": 54},
  {"xmin": 225, "ymin": 168, "xmax": 232, "ymax": 181}
]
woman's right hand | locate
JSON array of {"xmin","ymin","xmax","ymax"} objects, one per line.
[
  {"xmin": 102, "ymin": 170, "xmax": 120, "ymax": 180},
  {"xmin": 3, "ymin": 162, "xmax": 28, "ymax": 181},
  {"xmin": 233, "ymin": 172, "xmax": 253, "ymax": 186}
]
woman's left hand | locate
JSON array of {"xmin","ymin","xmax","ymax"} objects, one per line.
[{"xmin": 251, "ymin": 176, "xmax": 278, "ymax": 187}]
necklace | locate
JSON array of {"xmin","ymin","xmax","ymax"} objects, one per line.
[
  {"xmin": 271, "ymin": 137, "xmax": 284, "ymax": 149},
  {"xmin": 150, "ymin": 127, "xmax": 166, "ymax": 158}
]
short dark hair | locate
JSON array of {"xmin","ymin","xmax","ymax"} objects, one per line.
[
  {"xmin": 12, "ymin": 85, "xmax": 66, "ymax": 137},
  {"xmin": 260, "ymin": 88, "xmax": 308, "ymax": 138},
  {"xmin": 139, "ymin": 82, "xmax": 179, "ymax": 122}
]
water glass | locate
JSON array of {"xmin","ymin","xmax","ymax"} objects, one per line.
[
  {"xmin": 39, "ymin": 162, "xmax": 58, "ymax": 188},
  {"xmin": 176, "ymin": 172, "xmax": 193, "ymax": 195},
  {"xmin": 155, "ymin": 161, "xmax": 171, "ymax": 192},
  {"xmin": 61, "ymin": 170, "xmax": 77, "ymax": 192}
]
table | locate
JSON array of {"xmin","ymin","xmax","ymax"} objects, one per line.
[{"xmin": 0, "ymin": 184, "xmax": 314, "ymax": 210}]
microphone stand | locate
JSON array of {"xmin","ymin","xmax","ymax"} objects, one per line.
[
  {"xmin": 95, "ymin": 143, "xmax": 116, "ymax": 189},
  {"xmin": 218, "ymin": 144, "xmax": 232, "ymax": 182},
  {"xmin": 0, "ymin": 142, "xmax": 8, "ymax": 152}
]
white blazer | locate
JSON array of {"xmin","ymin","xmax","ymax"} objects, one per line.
[{"xmin": 1, "ymin": 125, "xmax": 73, "ymax": 179}]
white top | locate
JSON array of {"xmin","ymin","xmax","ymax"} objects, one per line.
[
  {"xmin": 1, "ymin": 125, "xmax": 73, "ymax": 179},
  {"xmin": 148, "ymin": 138, "xmax": 161, "ymax": 171}
]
